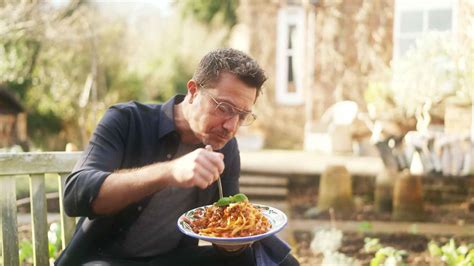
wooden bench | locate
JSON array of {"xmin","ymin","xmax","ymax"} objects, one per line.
[
  {"xmin": 0, "ymin": 152, "xmax": 81, "ymax": 266},
  {"xmin": 0, "ymin": 152, "xmax": 294, "ymax": 265}
]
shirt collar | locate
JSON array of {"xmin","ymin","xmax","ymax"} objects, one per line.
[{"xmin": 158, "ymin": 94, "xmax": 185, "ymax": 139}]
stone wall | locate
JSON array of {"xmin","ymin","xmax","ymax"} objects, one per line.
[
  {"xmin": 458, "ymin": 0, "xmax": 474, "ymax": 43},
  {"xmin": 235, "ymin": 0, "xmax": 472, "ymax": 149},
  {"xmin": 235, "ymin": 0, "xmax": 395, "ymax": 148},
  {"xmin": 235, "ymin": 0, "xmax": 307, "ymax": 149},
  {"xmin": 310, "ymin": 0, "xmax": 394, "ymax": 127}
]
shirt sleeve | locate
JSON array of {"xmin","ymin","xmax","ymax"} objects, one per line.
[{"xmin": 63, "ymin": 106, "xmax": 129, "ymax": 218}]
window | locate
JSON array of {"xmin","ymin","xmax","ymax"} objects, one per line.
[
  {"xmin": 276, "ymin": 7, "xmax": 304, "ymax": 105},
  {"xmin": 393, "ymin": 0, "xmax": 456, "ymax": 58}
]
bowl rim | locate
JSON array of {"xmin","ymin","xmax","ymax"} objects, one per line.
[{"xmin": 177, "ymin": 203, "xmax": 288, "ymax": 243}]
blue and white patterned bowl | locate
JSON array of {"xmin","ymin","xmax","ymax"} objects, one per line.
[{"xmin": 177, "ymin": 204, "xmax": 288, "ymax": 246}]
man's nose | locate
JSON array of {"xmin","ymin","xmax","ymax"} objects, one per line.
[{"xmin": 223, "ymin": 115, "xmax": 240, "ymax": 133}]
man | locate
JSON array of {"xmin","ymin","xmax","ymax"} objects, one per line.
[{"xmin": 56, "ymin": 48, "xmax": 298, "ymax": 265}]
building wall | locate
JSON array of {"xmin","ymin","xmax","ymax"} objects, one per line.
[
  {"xmin": 237, "ymin": 0, "xmax": 394, "ymax": 149},
  {"xmin": 310, "ymin": 0, "xmax": 394, "ymax": 128},
  {"xmin": 236, "ymin": 0, "xmax": 471, "ymax": 149},
  {"xmin": 457, "ymin": 0, "xmax": 473, "ymax": 44},
  {"xmin": 236, "ymin": 0, "xmax": 306, "ymax": 149},
  {"xmin": 457, "ymin": 0, "xmax": 474, "ymax": 141}
]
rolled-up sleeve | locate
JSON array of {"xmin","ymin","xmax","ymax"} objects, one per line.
[{"xmin": 64, "ymin": 107, "xmax": 129, "ymax": 218}]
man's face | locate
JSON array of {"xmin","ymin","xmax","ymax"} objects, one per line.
[{"xmin": 187, "ymin": 73, "xmax": 257, "ymax": 150}]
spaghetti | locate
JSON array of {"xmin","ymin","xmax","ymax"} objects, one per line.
[{"xmin": 188, "ymin": 200, "xmax": 271, "ymax": 237}]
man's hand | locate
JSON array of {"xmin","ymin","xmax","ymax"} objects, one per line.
[
  {"xmin": 91, "ymin": 146, "xmax": 224, "ymax": 215},
  {"xmin": 168, "ymin": 147, "xmax": 225, "ymax": 189}
]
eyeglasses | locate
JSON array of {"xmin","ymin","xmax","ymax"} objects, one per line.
[{"xmin": 200, "ymin": 89, "xmax": 256, "ymax": 126}]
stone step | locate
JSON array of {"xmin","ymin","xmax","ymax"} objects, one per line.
[
  {"xmin": 239, "ymin": 175, "xmax": 288, "ymax": 186},
  {"xmin": 240, "ymin": 187, "xmax": 288, "ymax": 198}
]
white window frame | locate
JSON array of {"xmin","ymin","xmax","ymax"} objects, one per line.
[
  {"xmin": 393, "ymin": 0, "xmax": 457, "ymax": 58},
  {"xmin": 275, "ymin": 7, "xmax": 305, "ymax": 105}
]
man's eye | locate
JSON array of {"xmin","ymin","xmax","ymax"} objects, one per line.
[
  {"xmin": 239, "ymin": 113, "xmax": 248, "ymax": 121},
  {"xmin": 217, "ymin": 104, "xmax": 234, "ymax": 115}
]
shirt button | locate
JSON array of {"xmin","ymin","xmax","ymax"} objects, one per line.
[{"xmin": 166, "ymin": 154, "xmax": 172, "ymax": 159}]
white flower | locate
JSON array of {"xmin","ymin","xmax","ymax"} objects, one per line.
[
  {"xmin": 322, "ymin": 251, "xmax": 360, "ymax": 266},
  {"xmin": 310, "ymin": 228, "xmax": 343, "ymax": 254},
  {"xmin": 48, "ymin": 223, "xmax": 59, "ymax": 244}
]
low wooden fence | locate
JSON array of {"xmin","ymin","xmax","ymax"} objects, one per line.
[{"xmin": 0, "ymin": 152, "xmax": 80, "ymax": 266}]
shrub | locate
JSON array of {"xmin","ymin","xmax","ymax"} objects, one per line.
[{"xmin": 429, "ymin": 239, "xmax": 474, "ymax": 266}]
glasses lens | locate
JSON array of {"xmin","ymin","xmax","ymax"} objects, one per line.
[
  {"xmin": 216, "ymin": 102, "xmax": 235, "ymax": 117},
  {"xmin": 213, "ymin": 99, "xmax": 255, "ymax": 126},
  {"xmin": 240, "ymin": 113, "xmax": 256, "ymax": 126}
]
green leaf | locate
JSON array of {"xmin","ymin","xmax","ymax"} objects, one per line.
[
  {"xmin": 232, "ymin": 193, "xmax": 248, "ymax": 203},
  {"xmin": 364, "ymin": 237, "xmax": 382, "ymax": 253},
  {"xmin": 178, "ymin": 0, "xmax": 238, "ymax": 27},
  {"xmin": 215, "ymin": 197, "xmax": 232, "ymax": 206},
  {"xmin": 18, "ymin": 239, "xmax": 33, "ymax": 264},
  {"xmin": 358, "ymin": 221, "xmax": 373, "ymax": 233},
  {"xmin": 428, "ymin": 241, "xmax": 442, "ymax": 257},
  {"xmin": 370, "ymin": 252, "xmax": 386, "ymax": 266}
]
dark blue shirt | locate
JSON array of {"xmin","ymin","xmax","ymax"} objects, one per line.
[
  {"xmin": 58, "ymin": 95, "xmax": 290, "ymax": 265},
  {"xmin": 64, "ymin": 95, "xmax": 240, "ymax": 220}
]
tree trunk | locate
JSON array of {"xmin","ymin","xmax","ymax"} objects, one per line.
[
  {"xmin": 317, "ymin": 165, "xmax": 354, "ymax": 213},
  {"xmin": 392, "ymin": 170, "xmax": 425, "ymax": 221}
]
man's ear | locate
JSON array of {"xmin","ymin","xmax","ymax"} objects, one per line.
[{"xmin": 187, "ymin": 80, "xmax": 198, "ymax": 104}]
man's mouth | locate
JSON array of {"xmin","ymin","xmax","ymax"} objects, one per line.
[{"xmin": 215, "ymin": 134, "xmax": 229, "ymax": 141}]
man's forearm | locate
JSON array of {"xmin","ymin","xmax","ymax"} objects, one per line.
[{"xmin": 91, "ymin": 162, "xmax": 173, "ymax": 215}]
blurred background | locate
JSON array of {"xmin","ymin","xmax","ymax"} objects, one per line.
[
  {"xmin": 0, "ymin": 0, "xmax": 472, "ymax": 153},
  {"xmin": 1, "ymin": 0, "xmax": 473, "ymax": 265}
]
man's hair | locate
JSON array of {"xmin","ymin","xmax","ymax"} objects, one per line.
[{"xmin": 193, "ymin": 48, "xmax": 267, "ymax": 97}]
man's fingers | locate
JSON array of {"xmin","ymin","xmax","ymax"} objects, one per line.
[
  {"xmin": 193, "ymin": 175, "xmax": 210, "ymax": 189},
  {"xmin": 170, "ymin": 147, "xmax": 225, "ymax": 189},
  {"xmin": 195, "ymin": 166, "xmax": 218, "ymax": 186},
  {"xmin": 215, "ymin": 153, "xmax": 225, "ymax": 173},
  {"xmin": 196, "ymin": 147, "xmax": 225, "ymax": 174},
  {"xmin": 203, "ymin": 151, "xmax": 225, "ymax": 174},
  {"xmin": 197, "ymin": 157, "xmax": 220, "ymax": 182}
]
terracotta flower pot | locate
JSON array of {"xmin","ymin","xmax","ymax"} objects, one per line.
[{"xmin": 392, "ymin": 170, "xmax": 425, "ymax": 221}]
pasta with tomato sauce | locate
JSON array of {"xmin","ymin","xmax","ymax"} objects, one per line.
[{"xmin": 188, "ymin": 200, "xmax": 271, "ymax": 238}]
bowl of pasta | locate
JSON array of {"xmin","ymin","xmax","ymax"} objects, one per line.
[{"xmin": 177, "ymin": 194, "xmax": 287, "ymax": 246}]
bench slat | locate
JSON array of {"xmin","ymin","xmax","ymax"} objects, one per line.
[
  {"xmin": 0, "ymin": 152, "xmax": 81, "ymax": 176},
  {"xmin": 1, "ymin": 176, "xmax": 19, "ymax": 266},
  {"xmin": 58, "ymin": 173, "xmax": 75, "ymax": 249},
  {"xmin": 30, "ymin": 174, "xmax": 49, "ymax": 266}
]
